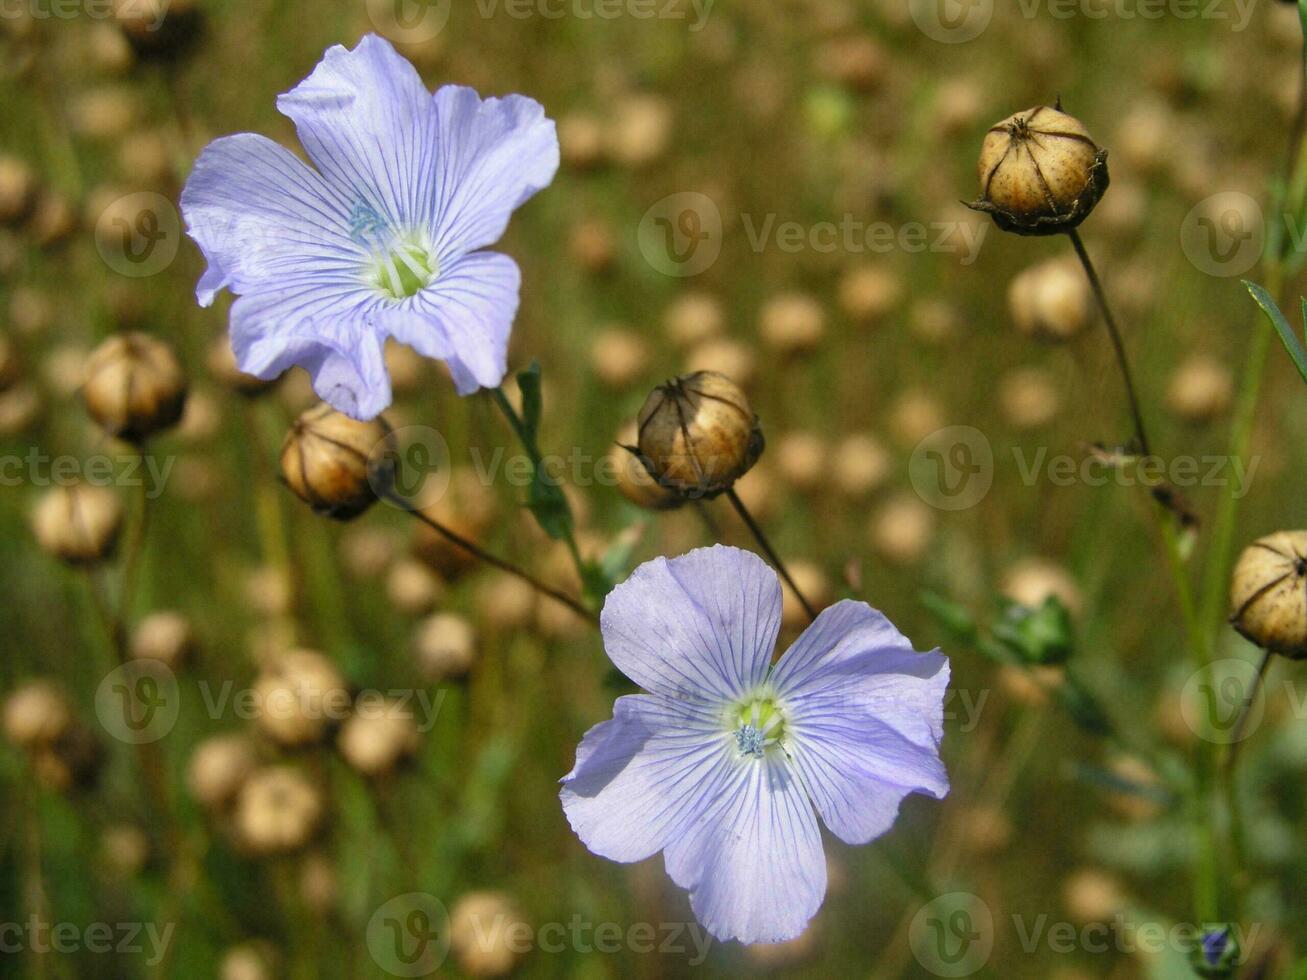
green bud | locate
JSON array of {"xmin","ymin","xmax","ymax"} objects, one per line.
[{"xmin": 993, "ymin": 596, "xmax": 1074, "ymax": 666}]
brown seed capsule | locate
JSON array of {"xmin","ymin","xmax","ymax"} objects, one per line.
[
  {"xmin": 279, "ymin": 402, "xmax": 397, "ymax": 520},
  {"xmin": 188, "ymin": 733, "xmax": 257, "ymax": 810},
  {"xmin": 385, "ymin": 558, "xmax": 443, "ymax": 616},
  {"xmin": 999, "ymin": 366, "xmax": 1062, "ymax": 430},
  {"xmin": 253, "ymin": 649, "xmax": 351, "ymax": 747},
  {"xmin": 635, "ymin": 371, "xmax": 763, "ymax": 499},
  {"xmin": 31, "ymin": 483, "xmax": 124, "ymax": 566},
  {"xmin": 590, "ymin": 326, "xmax": 651, "ymax": 390},
  {"xmin": 969, "ymin": 104, "xmax": 1110, "ymax": 236},
  {"xmin": 1230, "ymin": 531, "xmax": 1307, "ymax": 658},
  {"xmin": 1166, "ymin": 354, "xmax": 1234, "ymax": 425},
  {"xmin": 1008, "ymin": 258, "xmax": 1094, "ymax": 342},
  {"xmin": 0, "ymin": 155, "xmax": 35, "ymax": 225},
  {"xmin": 83, "ymin": 332, "xmax": 188, "ymax": 443},
  {"xmin": 234, "ymin": 766, "xmax": 323, "ymax": 856},
  {"xmin": 760, "ymin": 293, "xmax": 826, "ymax": 355},
  {"xmin": 613, "ymin": 439, "xmax": 684, "ymax": 512},
  {"xmin": 337, "ymin": 693, "xmax": 420, "ymax": 778}
]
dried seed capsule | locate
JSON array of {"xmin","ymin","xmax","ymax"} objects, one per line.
[
  {"xmin": 414, "ymin": 613, "xmax": 478, "ymax": 682},
  {"xmin": 188, "ymin": 733, "xmax": 257, "ymax": 811},
  {"xmin": 450, "ymin": 892, "xmax": 529, "ymax": 977},
  {"xmin": 83, "ymin": 332, "xmax": 188, "ymax": 443},
  {"xmin": 336, "ymin": 693, "xmax": 420, "ymax": 778},
  {"xmin": 130, "ymin": 610, "xmax": 195, "ymax": 669},
  {"xmin": 1230, "ymin": 531, "xmax": 1307, "ymax": 657},
  {"xmin": 635, "ymin": 371, "xmax": 763, "ymax": 499},
  {"xmin": 3, "ymin": 680, "xmax": 72, "ymax": 749},
  {"xmin": 969, "ymin": 104, "xmax": 1109, "ymax": 236},
  {"xmin": 1007, "ymin": 258, "xmax": 1094, "ymax": 342},
  {"xmin": 253, "ymin": 649, "xmax": 351, "ymax": 747},
  {"xmin": 279, "ymin": 403, "xmax": 397, "ymax": 520},
  {"xmin": 31, "ymin": 483, "xmax": 123, "ymax": 566},
  {"xmin": 234, "ymin": 766, "xmax": 323, "ymax": 856}
]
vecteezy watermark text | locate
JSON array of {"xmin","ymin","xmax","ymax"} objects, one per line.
[
  {"xmin": 1, "ymin": 450, "xmax": 175, "ymax": 499},
  {"xmin": 0, "ymin": 917, "xmax": 174, "ymax": 966}
]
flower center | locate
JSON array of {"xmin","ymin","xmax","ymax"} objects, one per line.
[
  {"xmin": 731, "ymin": 698, "xmax": 786, "ymax": 759},
  {"xmin": 349, "ymin": 202, "xmax": 438, "ymax": 301}
]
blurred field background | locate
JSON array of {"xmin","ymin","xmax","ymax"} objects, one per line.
[{"xmin": 3, "ymin": 0, "xmax": 1307, "ymax": 976}]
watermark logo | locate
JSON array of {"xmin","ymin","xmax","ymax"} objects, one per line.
[
  {"xmin": 910, "ymin": 426, "xmax": 994, "ymax": 511},
  {"xmin": 1181, "ymin": 657, "xmax": 1267, "ymax": 744},
  {"xmin": 95, "ymin": 192, "xmax": 179, "ymax": 279},
  {"xmin": 367, "ymin": 893, "xmax": 451, "ymax": 977},
  {"xmin": 1181, "ymin": 192, "xmax": 1264, "ymax": 278},
  {"xmin": 373, "ymin": 425, "xmax": 453, "ymax": 512},
  {"xmin": 910, "ymin": 0, "xmax": 993, "ymax": 43},
  {"xmin": 910, "ymin": 893, "xmax": 994, "ymax": 977},
  {"xmin": 95, "ymin": 660, "xmax": 179, "ymax": 744},
  {"xmin": 365, "ymin": 0, "xmax": 452, "ymax": 43},
  {"xmin": 638, "ymin": 192, "xmax": 722, "ymax": 277}
]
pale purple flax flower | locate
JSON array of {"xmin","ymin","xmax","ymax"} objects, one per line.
[
  {"xmin": 180, "ymin": 34, "xmax": 559, "ymax": 419},
  {"xmin": 561, "ymin": 545, "xmax": 950, "ymax": 945}
]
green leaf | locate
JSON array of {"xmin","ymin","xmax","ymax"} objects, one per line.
[
  {"xmin": 919, "ymin": 590, "xmax": 978, "ymax": 641},
  {"xmin": 527, "ymin": 469, "xmax": 571, "ymax": 541},
  {"xmin": 1244, "ymin": 281, "xmax": 1307, "ymax": 386},
  {"xmin": 992, "ymin": 596, "xmax": 1074, "ymax": 666},
  {"xmin": 515, "ymin": 360, "xmax": 544, "ymax": 448}
]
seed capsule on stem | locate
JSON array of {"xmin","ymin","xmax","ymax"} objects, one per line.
[
  {"xmin": 83, "ymin": 332, "xmax": 188, "ymax": 444},
  {"xmin": 1230, "ymin": 531, "xmax": 1307, "ymax": 658},
  {"xmin": 31, "ymin": 483, "xmax": 123, "ymax": 566},
  {"xmin": 279, "ymin": 402, "xmax": 397, "ymax": 520}
]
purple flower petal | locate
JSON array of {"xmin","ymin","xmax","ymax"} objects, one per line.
[
  {"xmin": 560, "ymin": 694, "xmax": 735, "ymax": 863},
  {"xmin": 599, "ymin": 545, "xmax": 782, "ymax": 702},
  {"xmin": 773, "ymin": 600, "xmax": 950, "ymax": 844},
  {"xmin": 663, "ymin": 755, "xmax": 826, "ymax": 945},
  {"xmin": 428, "ymin": 85, "xmax": 560, "ymax": 261}
]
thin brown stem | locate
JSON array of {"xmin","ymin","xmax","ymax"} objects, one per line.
[
  {"xmin": 1067, "ymin": 229, "xmax": 1151, "ymax": 458},
  {"xmin": 1224, "ymin": 647, "xmax": 1274, "ymax": 773},
  {"xmin": 392, "ymin": 492, "xmax": 599, "ymax": 628},
  {"xmin": 723, "ymin": 488, "xmax": 818, "ymax": 622}
]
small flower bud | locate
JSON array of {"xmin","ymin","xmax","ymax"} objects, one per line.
[
  {"xmin": 1191, "ymin": 925, "xmax": 1241, "ymax": 980},
  {"xmin": 279, "ymin": 402, "xmax": 397, "ymax": 520},
  {"xmin": 969, "ymin": 104, "xmax": 1109, "ymax": 236},
  {"xmin": 253, "ymin": 649, "xmax": 351, "ymax": 747},
  {"xmin": 1230, "ymin": 531, "xmax": 1307, "ymax": 657},
  {"xmin": 336, "ymin": 693, "xmax": 419, "ymax": 778},
  {"xmin": 83, "ymin": 332, "xmax": 188, "ymax": 443},
  {"xmin": 31, "ymin": 483, "xmax": 123, "ymax": 566},
  {"xmin": 234, "ymin": 766, "xmax": 323, "ymax": 856},
  {"xmin": 3, "ymin": 680, "xmax": 72, "ymax": 749},
  {"xmin": 635, "ymin": 371, "xmax": 763, "ymax": 498},
  {"xmin": 414, "ymin": 612, "xmax": 478, "ymax": 681},
  {"xmin": 188, "ymin": 733, "xmax": 256, "ymax": 810}
]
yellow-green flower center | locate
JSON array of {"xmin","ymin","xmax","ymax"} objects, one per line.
[
  {"xmin": 731, "ymin": 697, "xmax": 786, "ymax": 759},
  {"xmin": 367, "ymin": 236, "xmax": 439, "ymax": 300}
]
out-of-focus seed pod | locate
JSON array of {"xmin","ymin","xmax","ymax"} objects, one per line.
[
  {"xmin": 69, "ymin": 87, "xmax": 139, "ymax": 141},
  {"xmin": 664, "ymin": 292, "xmax": 724, "ymax": 349},
  {"xmin": 414, "ymin": 612, "xmax": 478, "ymax": 681},
  {"xmin": 781, "ymin": 562, "xmax": 832, "ymax": 632},
  {"xmin": 0, "ymin": 155, "xmax": 35, "ymax": 225},
  {"xmin": 337, "ymin": 694, "xmax": 420, "ymax": 778},
  {"xmin": 838, "ymin": 264, "xmax": 902, "ymax": 324},
  {"xmin": 870, "ymin": 494, "xmax": 934, "ymax": 565},
  {"xmin": 117, "ymin": 130, "xmax": 172, "ymax": 185},
  {"xmin": 1062, "ymin": 868, "xmax": 1126, "ymax": 925},
  {"xmin": 1001, "ymin": 558, "xmax": 1084, "ymax": 617},
  {"xmin": 130, "ymin": 610, "xmax": 195, "ymax": 669},
  {"xmin": 83, "ymin": 332, "xmax": 188, "ymax": 443},
  {"xmin": 3, "ymin": 680, "xmax": 72, "ymax": 749},
  {"xmin": 607, "ymin": 94, "xmax": 673, "ymax": 168},
  {"xmin": 558, "ymin": 111, "xmax": 606, "ymax": 170},
  {"xmin": 243, "ymin": 566, "xmax": 293, "ymax": 619},
  {"xmin": 31, "ymin": 483, "xmax": 123, "ymax": 566},
  {"xmin": 206, "ymin": 336, "xmax": 277, "ymax": 396},
  {"xmin": 958, "ymin": 804, "xmax": 1013, "ymax": 856},
  {"xmin": 969, "ymin": 105, "xmax": 1109, "ymax": 236},
  {"xmin": 0, "ymin": 383, "xmax": 40, "ymax": 435},
  {"xmin": 476, "ymin": 575, "xmax": 538, "ymax": 634},
  {"xmin": 1166, "ymin": 355, "xmax": 1233, "ymax": 425},
  {"xmin": 1113, "ymin": 100, "xmax": 1174, "ymax": 176},
  {"xmin": 113, "ymin": 0, "xmax": 203, "ymax": 58},
  {"xmin": 188, "ymin": 733, "xmax": 256, "ymax": 811},
  {"xmin": 386, "ymin": 558, "xmax": 443, "ymax": 616},
  {"xmin": 100, "ymin": 824, "xmax": 150, "ymax": 878},
  {"xmin": 9, "ymin": 287, "xmax": 52, "ymax": 337},
  {"xmin": 176, "ymin": 387, "xmax": 222, "ymax": 443},
  {"xmin": 450, "ymin": 892, "xmax": 528, "ymax": 977},
  {"xmin": 280, "ymin": 403, "xmax": 397, "ymax": 520},
  {"xmin": 33, "ymin": 725, "xmax": 103, "ymax": 793},
  {"xmin": 234, "ymin": 767, "xmax": 323, "ymax": 856},
  {"xmin": 999, "ymin": 366, "xmax": 1062, "ymax": 430},
  {"xmin": 299, "ymin": 852, "xmax": 338, "ymax": 913},
  {"xmin": 570, "ymin": 218, "xmax": 616, "ymax": 274},
  {"xmin": 220, "ymin": 943, "xmax": 278, "ymax": 980},
  {"xmin": 253, "ymin": 649, "xmax": 351, "ymax": 747},
  {"xmin": 339, "ymin": 526, "xmax": 401, "ymax": 580},
  {"xmin": 87, "ymin": 21, "xmax": 135, "ymax": 72},
  {"xmin": 931, "ymin": 78, "xmax": 986, "ymax": 139},
  {"xmin": 889, "ymin": 389, "xmax": 946, "ymax": 448},
  {"xmin": 909, "ymin": 299, "xmax": 959, "ymax": 345},
  {"xmin": 832, "ymin": 433, "xmax": 890, "ymax": 498},
  {"xmin": 685, "ymin": 337, "xmax": 756, "ymax": 386},
  {"xmin": 411, "ymin": 470, "xmax": 498, "ymax": 579},
  {"xmin": 1230, "ymin": 531, "xmax": 1307, "ymax": 658},
  {"xmin": 591, "ymin": 327, "xmax": 650, "ymax": 390},
  {"xmin": 384, "ymin": 340, "xmax": 425, "ymax": 395},
  {"xmin": 28, "ymin": 189, "xmax": 76, "ymax": 248},
  {"xmin": 760, "ymin": 293, "xmax": 825, "ymax": 355},
  {"xmin": 1008, "ymin": 258, "xmax": 1094, "ymax": 341},
  {"xmin": 775, "ymin": 431, "xmax": 827, "ymax": 494},
  {"xmin": 635, "ymin": 371, "xmax": 763, "ymax": 498},
  {"xmin": 816, "ymin": 35, "xmax": 887, "ymax": 91}
]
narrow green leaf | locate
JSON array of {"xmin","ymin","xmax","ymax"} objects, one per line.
[
  {"xmin": 515, "ymin": 360, "xmax": 544, "ymax": 448},
  {"xmin": 1244, "ymin": 281, "xmax": 1307, "ymax": 386}
]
